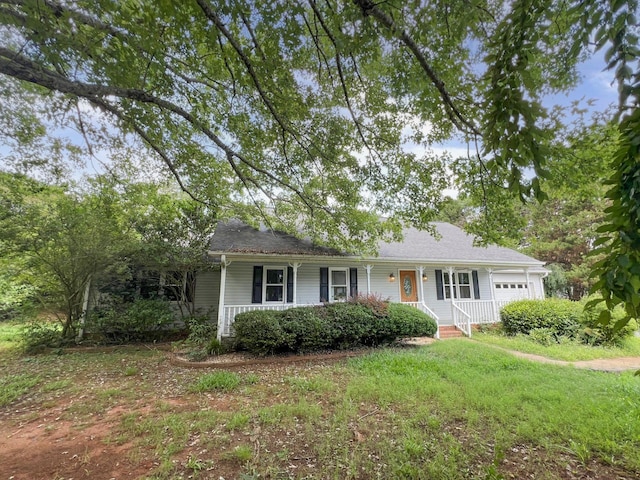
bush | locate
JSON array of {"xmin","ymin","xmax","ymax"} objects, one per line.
[
  {"xmin": 527, "ymin": 327, "xmax": 558, "ymax": 346},
  {"xmin": 325, "ymin": 302, "xmax": 377, "ymax": 348},
  {"xmin": 280, "ymin": 306, "xmax": 334, "ymax": 352},
  {"xmin": 232, "ymin": 310, "xmax": 292, "ymax": 356},
  {"xmin": 89, "ymin": 297, "xmax": 176, "ymax": 343},
  {"xmin": 185, "ymin": 315, "xmax": 217, "ymax": 346},
  {"xmin": 232, "ymin": 301, "xmax": 438, "ymax": 356},
  {"xmin": 20, "ymin": 320, "xmax": 69, "ymax": 353},
  {"xmin": 580, "ymin": 296, "xmax": 638, "ymax": 346},
  {"xmin": 387, "ymin": 303, "xmax": 438, "ymax": 338},
  {"xmin": 500, "ymin": 299, "xmax": 582, "ymax": 337}
]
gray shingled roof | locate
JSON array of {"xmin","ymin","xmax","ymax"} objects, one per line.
[
  {"xmin": 377, "ymin": 223, "xmax": 542, "ymax": 265},
  {"xmin": 209, "ymin": 220, "xmax": 544, "ymax": 266},
  {"xmin": 209, "ymin": 219, "xmax": 344, "ymax": 256}
]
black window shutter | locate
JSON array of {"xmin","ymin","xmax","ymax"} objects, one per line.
[
  {"xmin": 472, "ymin": 270, "xmax": 480, "ymax": 299},
  {"xmin": 435, "ymin": 269, "xmax": 444, "ymax": 300},
  {"xmin": 286, "ymin": 266, "xmax": 294, "ymax": 303},
  {"xmin": 349, "ymin": 268, "xmax": 358, "ymax": 298},
  {"xmin": 320, "ymin": 267, "xmax": 329, "ymax": 302},
  {"xmin": 252, "ymin": 266, "xmax": 263, "ymax": 304}
]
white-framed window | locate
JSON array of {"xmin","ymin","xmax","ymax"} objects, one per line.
[
  {"xmin": 458, "ymin": 272, "xmax": 471, "ymax": 299},
  {"xmin": 329, "ymin": 268, "xmax": 348, "ymax": 302},
  {"xmin": 138, "ymin": 271, "xmax": 194, "ymax": 303},
  {"xmin": 264, "ymin": 267, "xmax": 285, "ymax": 302},
  {"xmin": 443, "ymin": 271, "xmax": 472, "ymax": 300}
]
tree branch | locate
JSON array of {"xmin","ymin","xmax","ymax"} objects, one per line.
[{"xmin": 352, "ymin": 0, "xmax": 480, "ymax": 136}]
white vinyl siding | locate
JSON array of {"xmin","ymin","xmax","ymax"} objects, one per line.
[
  {"xmin": 193, "ymin": 269, "xmax": 221, "ymax": 318},
  {"xmin": 210, "ymin": 260, "xmax": 540, "ymax": 326}
]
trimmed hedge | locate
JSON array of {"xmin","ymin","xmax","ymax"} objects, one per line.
[
  {"xmin": 500, "ymin": 299, "xmax": 582, "ymax": 337},
  {"xmin": 232, "ymin": 301, "xmax": 437, "ymax": 356},
  {"xmin": 387, "ymin": 303, "xmax": 438, "ymax": 338}
]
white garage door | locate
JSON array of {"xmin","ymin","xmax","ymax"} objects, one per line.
[{"xmin": 494, "ymin": 282, "xmax": 531, "ymax": 301}]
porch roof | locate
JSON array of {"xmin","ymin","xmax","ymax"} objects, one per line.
[{"xmin": 209, "ymin": 220, "xmax": 545, "ymax": 268}]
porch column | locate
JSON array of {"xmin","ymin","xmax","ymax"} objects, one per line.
[
  {"xmin": 216, "ymin": 255, "xmax": 227, "ymax": 341},
  {"xmin": 487, "ymin": 268, "xmax": 497, "ymax": 322},
  {"xmin": 417, "ymin": 266, "xmax": 426, "ymax": 305},
  {"xmin": 447, "ymin": 266, "xmax": 456, "ymax": 323},
  {"xmin": 525, "ymin": 268, "xmax": 531, "ymax": 299},
  {"xmin": 290, "ymin": 262, "xmax": 301, "ymax": 306},
  {"xmin": 364, "ymin": 264, "xmax": 373, "ymax": 294}
]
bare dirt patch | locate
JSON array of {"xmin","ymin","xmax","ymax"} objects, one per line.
[{"xmin": 1, "ymin": 400, "xmax": 152, "ymax": 480}]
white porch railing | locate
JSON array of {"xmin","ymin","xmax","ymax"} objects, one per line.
[
  {"xmin": 452, "ymin": 303, "xmax": 472, "ymax": 337},
  {"xmin": 220, "ymin": 303, "xmax": 324, "ymax": 337},
  {"xmin": 403, "ymin": 301, "xmax": 441, "ymax": 339},
  {"xmin": 455, "ymin": 299, "xmax": 511, "ymax": 325}
]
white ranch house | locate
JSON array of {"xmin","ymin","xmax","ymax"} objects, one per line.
[{"xmin": 190, "ymin": 220, "xmax": 548, "ymax": 340}]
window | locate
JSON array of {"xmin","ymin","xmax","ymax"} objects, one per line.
[
  {"xmin": 264, "ymin": 268, "xmax": 284, "ymax": 302},
  {"xmin": 443, "ymin": 271, "xmax": 456, "ymax": 299},
  {"xmin": 330, "ymin": 268, "xmax": 348, "ymax": 302},
  {"xmin": 458, "ymin": 272, "xmax": 471, "ymax": 299},
  {"xmin": 443, "ymin": 271, "xmax": 472, "ymax": 299},
  {"xmin": 138, "ymin": 271, "xmax": 194, "ymax": 303}
]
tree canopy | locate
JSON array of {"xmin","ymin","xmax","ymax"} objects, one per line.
[{"xmin": 0, "ymin": 0, "xmax": 638, "ymax": 323}]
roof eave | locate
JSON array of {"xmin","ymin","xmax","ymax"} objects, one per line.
[{"xmin": 207, "ymin": 250, "xmax": 545, "ymax": 268}]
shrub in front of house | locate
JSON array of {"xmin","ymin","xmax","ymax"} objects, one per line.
[
  {"xmin": 579, "ymin": 296, "xmax": 638, "ymax": 346},
  {"xmin": 89, "ymin": 297, "xmax": 176, "ymax": 343},
  {"xmin": 500, "ymin": 299, "xmax": 582, "ymax": 338},
  {"xmin": 232, "ymin": 309, "xmax": 292, "ymax": 356},
  {"xmin": 232, "ymin": 301, "xmax": 437, "ymax": 356},
  {"xmin": 280, "ymin": 306, "xmax": 335, "ymax": 352},
  {"xmin": 387, "ymin": 303, "xmax": 438, "ymax": 338}
]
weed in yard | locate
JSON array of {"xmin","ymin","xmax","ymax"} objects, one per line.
[
  {"xmin": 123, "ymin": 365, "xmax": 139, "ymax": 376},
  {"xmin": 185, "ymin": 454, "xmax": 213, "ymax": 472},
  {"xmin": 258, "ymin": 399, "xmax": 322, "ymax": 426},
  {"xmin": 225, "ymin": 412, "xmax": 250, "ymax": 431},
  {"xmin": 222, "ymin": 444, "xmax": 252, "ymax": 463},
  {"xmin": 41, "ymin": 379, "xmax": 71, "ymax": 392},
  {"xmin": 188, "ymin": 371, "xmax": 241, "ymax": 392},
  {"xmin": 284, "ymin": 375, "xmax": 334, "ymax": 393},
  {"xmin": 0, "ymin": 373, "xmax": 40, "ymax": 406}
]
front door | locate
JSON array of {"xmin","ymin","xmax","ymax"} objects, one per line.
[{"xmin": 399, "ymin": 270, "xmax": 418, "ymax": 303}]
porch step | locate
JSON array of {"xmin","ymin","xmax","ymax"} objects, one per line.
[{"xmin": 439, "ymin": 325, "xmax": 465, "ymax": 339}]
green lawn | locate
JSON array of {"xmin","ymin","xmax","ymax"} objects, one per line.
[
  {"xmin": 1, "ymin": 335, "xmax": 639, "ymax": 479},
  {"xmin": 0, "ymin": 320, "xmax": 23, "ymax": 352},
  {"xmin": 473, "ymin": 330, "xmax": 640, "ymax": 361}
]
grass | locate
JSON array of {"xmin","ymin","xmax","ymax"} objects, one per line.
[
  {"xmin": 2, "ymin": 335, "xmax": 640, "ymax": 479},
  {"xmin": 0, "ymin": 320, "xmax": 23, "ymax": 352},
  {"xmin": 0, "ymin": 373, "xmax": 40, "ymax": 407},
  {"xmin": 188, "ymin": 371, "xmax": 242, "ymax": 392},
  {"xmin": 473, "ymin": 331, "xmax": 640, "ymax": 361}
]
